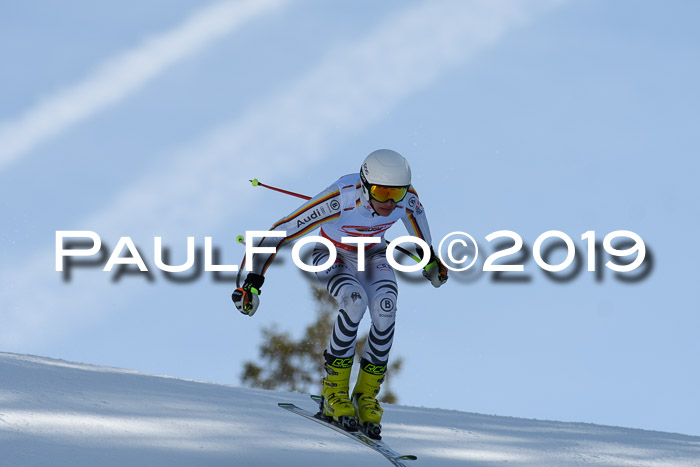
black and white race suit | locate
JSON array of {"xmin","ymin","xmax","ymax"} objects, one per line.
[{"xmin": 245, "ymin": 172, "xmax": 433, "ymax": 365}]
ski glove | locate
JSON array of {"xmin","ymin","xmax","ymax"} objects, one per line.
[
  {"xmin": 422, "ymin": 248, "xmax": 448, "ymax": 288},
  {"xmin": 232, "ymin": 273, "xmax": 264, "ymax": 316}
]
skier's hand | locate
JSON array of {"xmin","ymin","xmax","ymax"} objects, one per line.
[
  {"xmin": 232, "ymin": 273, "xmax": 264, "ymax": 316},
  {"xmin": 422, "ymin": 250, "xmax": 448, "ymax": 288}
]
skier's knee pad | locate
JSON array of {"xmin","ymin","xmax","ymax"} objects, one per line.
[
  {"xmin": 338, "ymin": 286, "xmax": 368, "ymax": 322},
  {"xmin": 369, "ymin": 293, "xmax": 396, "ymax": 331}
]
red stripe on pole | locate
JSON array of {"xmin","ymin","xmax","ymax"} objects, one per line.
[{"xmin": 250, "ymin": 179, "xmax": 311, "ymax": 200}]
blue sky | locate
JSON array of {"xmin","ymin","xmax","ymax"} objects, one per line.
[{"xmin": 1, "ymin": 0, "xmax": 699, "ymax": 436}]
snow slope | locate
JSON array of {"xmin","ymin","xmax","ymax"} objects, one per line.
[{"xmin": 1, "ymin": 353, "xmax": 698, "ymax": 467}]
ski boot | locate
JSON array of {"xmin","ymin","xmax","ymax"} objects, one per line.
[
  {"xmin": 319, "ymin": 351, "xmax": 358, "ymax": 432},
  {"xmin": 352, "ymin": 358, "xmax": 386, "ymax": 439}
]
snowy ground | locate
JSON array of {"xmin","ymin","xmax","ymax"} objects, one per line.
[{"xmin": 1, "ymin": 352, "xmax": 698, "ymax": 466}]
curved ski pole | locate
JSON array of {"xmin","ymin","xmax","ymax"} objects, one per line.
[{"xmin": 248, "ymin": 178, "xmax": 423, "ymax": 264}]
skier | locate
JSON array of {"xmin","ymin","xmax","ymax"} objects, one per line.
[{"xmin": 232, "ymin": 149, "xmax": 448, "ymax": 438}]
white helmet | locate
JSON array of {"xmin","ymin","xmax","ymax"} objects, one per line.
[{"xmin": 360, "ymin": 149, "xmax": 411, "ymax": 203}]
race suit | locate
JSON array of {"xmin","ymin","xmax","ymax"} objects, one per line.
[{"xmin": 245, "ymin": 173, "xmax": 433, "ymax": 365}]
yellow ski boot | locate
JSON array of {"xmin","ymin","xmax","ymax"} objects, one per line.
[
  {"xmin": 352, "ymin": 358, "xmax": 386, "ymax": 439},
  {"xmin": 320, "ymin": 351, "xmax": 358, "ymax": 431}
]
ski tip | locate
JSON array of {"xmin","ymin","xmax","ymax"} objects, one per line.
[{"xmin": 399, "ymin": 455, "xmax": 418, "ymax": 461}]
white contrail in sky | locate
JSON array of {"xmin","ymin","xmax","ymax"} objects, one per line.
[
  {"xmin": 0, "ymin": 0, "xmax": 564, "ymax": 347},
  {"xmin": 0, "ymin": 0, "xmax": 287, "ymax": 172},
  {"xmin": 86, "ymin": 0, "xmax": 565, "ymax": 238}
]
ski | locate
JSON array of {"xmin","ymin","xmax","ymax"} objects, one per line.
[{"xmin": 278, "ymin": 396, "xmax": 417, "ymax": 467}]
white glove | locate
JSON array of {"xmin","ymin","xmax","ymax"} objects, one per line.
[
  {"xmin": 422, "ymin": 257, "xmax": 448, "ymax": 288},
  {"xmin": 232, "ymin": 273, "xmax": 264, "ymax": 316},
  {"xmin": 232, "ymin": 286, "xmax": 260, "ymax": 316}
]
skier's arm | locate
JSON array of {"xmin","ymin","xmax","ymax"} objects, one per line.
[
  {"xmin": 400, "ymin": 187, "xmax": 448, "ymax": 288},
  {"xmin": 233, "ymin": 185, "xmax": 342, "ymax": 315},
  {"xmin": 248, "ymin": 185, "xmax": 342, "ymax": 275},
  {"xmin": 401, "ymin": 187, "xmax": 433, "ymax": 246}
]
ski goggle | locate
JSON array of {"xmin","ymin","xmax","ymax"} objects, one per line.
[{"xmin": 368, "ymin": 184, "xmax": 409, "ymax": 203}]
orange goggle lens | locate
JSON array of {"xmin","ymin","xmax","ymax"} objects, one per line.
[{"xmin": 369, "ymin": 185, "xmax": 408, "ymax": 203}]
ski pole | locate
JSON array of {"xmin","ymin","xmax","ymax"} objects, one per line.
[
  {"xmin": 250, "ymin": 179, "xmax": 310, "ymax": 200},
  {"xmin": 248, "ymin": 179, "xmax": 423, "ymax": 264},
  {"xmin": 235, "ymin": 235, "xmax": 245, "ymax": 288}
]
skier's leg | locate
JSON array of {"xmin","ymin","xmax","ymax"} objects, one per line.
[
  {"xmin": 314, "ymin": 246, "xmax": 367, "ymax": 423},
  {"xmin": 314, "ymin": 247, "xmax": 368, "ymax": 358},
  {"xmin": 352, "ymin": 252, "xmax": 398, "ymax": 436},
  {"xmin": 358, "ymin": 251, "xmax": 397, "ymax": 366}
]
